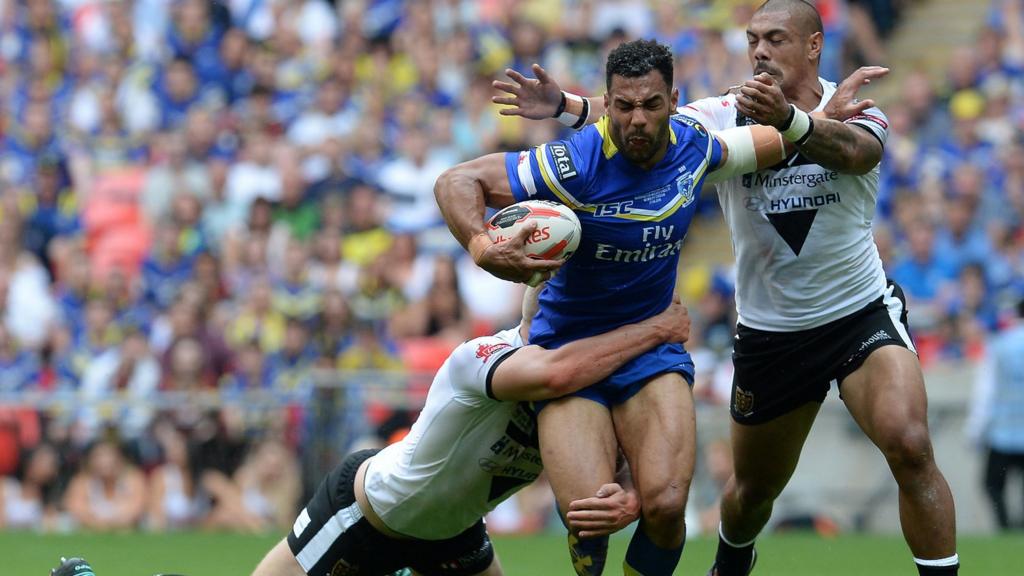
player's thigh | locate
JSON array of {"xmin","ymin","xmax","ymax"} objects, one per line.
[
  {"xmin": 538, "ymin": 396, "xmax": 617, "ymax": 511},
  {"xmin": 730, "ymin": 401, "xmax": 820, "ymax": 498},
  {"xmin": 840, "ymin": 344, "xmax": 931, "ymax": 454},
  {"xmin": 611, "ymin": 372, "xmax": 696, "ymax": 497},
  {"xmin": 252, "ymin": 539, "xmax": 306, "ymax": 576}
]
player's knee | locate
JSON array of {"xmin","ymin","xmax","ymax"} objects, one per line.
[
  {"xmin": 879, "ymin": 423, "xmax": 934, "ymax": 473},
  {"xmin": 640, "ymin": 483, "xmax": 688, "ymax": 529},
  {"xmin": 732, "ymin": 476, "xmax": 784, "ymax": 510}
]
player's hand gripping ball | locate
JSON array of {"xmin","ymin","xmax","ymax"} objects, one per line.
[{"xmin": 486, "ymin": 200, "xmax": 581, "ymax": 262}]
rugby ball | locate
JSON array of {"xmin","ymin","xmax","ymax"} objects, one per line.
[{"xmin": 486, "ymin": 200, "xmax": 581, "ymax": 261}]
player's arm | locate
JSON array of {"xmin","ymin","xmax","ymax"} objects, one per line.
[
  {"xmin": 494, "ymin": 64, "xmax": 887, "ymax": 131},
  {"xmin": 490, "ymin": 298, "xmax": 690, "ymax": 402},
  {"xmin": 705, "ymin": 124, "xmax": 789, "ymax": 184},
  {"xmin": 434, "ymin": 153, "xmax": 562, "ymax": 284},
  {"xmin": 734, "ymin": 71, "xmax": 886, "ymax": 175}
]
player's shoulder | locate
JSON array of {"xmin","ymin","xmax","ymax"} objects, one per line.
[
  {"xmin": 676, "ymin": 93, "xmax": 738, "ymax": 130},
  {"xmin": 682, "ymin": 92, "xmax": 737, "ymax": 111},
  {"xmin": 448, "ymin": 328, "xmax": 523, "ymax": 377},
  {"xmin": 671, "ymin": 113, "xmax": 711, "ymax": 139},
  {"xmin": 539, "ymin": 124, "xmax": 605, "ymax": 178}
]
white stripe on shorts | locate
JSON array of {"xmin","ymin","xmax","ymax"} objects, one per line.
[
  {"xmin": 882, "ymin": 284, "xmax": 916, "ymax": 354},
  {"xmin": 295, "ymin": 501, "xmax": 364, "ymax": 571}
]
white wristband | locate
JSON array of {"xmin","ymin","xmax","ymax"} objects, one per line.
[
  {"xmin": 781, "ymin": 105, "xmax": 812, "ymax": 143},
  {"xmin": 557, "ymin": 92, "xmax": 585, "ymax": 127}
]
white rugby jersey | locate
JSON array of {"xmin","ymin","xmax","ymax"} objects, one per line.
[
  {"xmin": 362, "ymin": 327, "xmax": 543, "ymax": 540},
  {"xmin": 679, "ymin": 78, "xmax": 889, "ymax": 331}
]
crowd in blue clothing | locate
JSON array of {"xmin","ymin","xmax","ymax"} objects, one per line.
[
  {"xmin": 4, "ymin": 0, "xmax": 1021, "ymax": 531},
  {"xmin": 876, "ymin": 2, "xmax": 1024, "ymax": 360}
]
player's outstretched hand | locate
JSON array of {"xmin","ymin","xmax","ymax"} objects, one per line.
[
  {"xmin": 474, "ymin": 222, "xmax": 563, "ymax": 285},
  {"xmin": 822, "ymin": 66, "xmax": 889, "ymax": 122},
  {"xmin": 650, "ymin": 296, "xmax": 691, "ymax": 344},
  {"xmin": 735, "ymin": 72, "xmax": 791, "ymax": 128},
  {"xmin": 492, "ymin": 63, "xmax": 563, "ymax": 119},
  {"xmin": 566, "ymin": 483, "xmax": 640, "ymax": 538}
]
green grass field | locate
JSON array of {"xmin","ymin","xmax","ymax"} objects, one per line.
[{"xmin": 5, "ymin": 531, "xmax": 1021, "ymax": 575}]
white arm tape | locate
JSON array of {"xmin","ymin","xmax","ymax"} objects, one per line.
[
  {"xmin": 706, "ymin": 126, "xmax": 759, "ymax": 185},
  {"xmin": 557, "ymin": 92, "xmax": 585, "ymax": 127},
  {"xmin": 782, "ymin": 105, "xmax": 812, "ymax": 142}
]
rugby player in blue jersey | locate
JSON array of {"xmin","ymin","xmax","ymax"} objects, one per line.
[{"xmin": 435, "ymin": 39, "xmax": 794, "ymax": 576}]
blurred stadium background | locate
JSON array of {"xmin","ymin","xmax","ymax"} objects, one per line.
[{"xmin": 1, "ymin": 0, "xmax": 1023, "ymax": 573}]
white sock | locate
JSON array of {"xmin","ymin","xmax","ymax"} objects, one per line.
[
  {"xmin": 719, "ymin": 522, "xmax": 757, "ymax": 548},
  {"xmin": 914, "ymin": 554, "xmax": 959, "ymax": 567}
]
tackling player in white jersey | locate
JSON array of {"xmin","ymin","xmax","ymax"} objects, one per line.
[
  {"xmin": 250, "ymin": 282, "xmax": 691, "ymax": 576},
  {"xmin": 494, "ymin": 1, "xmax": 959, "ymax": 575}
]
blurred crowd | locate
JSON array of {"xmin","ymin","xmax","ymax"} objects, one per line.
[{"xmin": 10, "ymin": 0, "xmax": 1021, "ymax": 535}]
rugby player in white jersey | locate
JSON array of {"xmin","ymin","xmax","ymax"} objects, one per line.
[
  {"xmin": 494, "ymin": 1, "xmax": 959, "ymax": 575},
  {"xmin": 250, "ymin": 282, "xmax": 691, "ymax": 576}
]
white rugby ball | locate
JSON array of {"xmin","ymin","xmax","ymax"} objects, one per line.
[{"xmin": 486, "ymin": 200, "xmax": 581, "ymax": 261}]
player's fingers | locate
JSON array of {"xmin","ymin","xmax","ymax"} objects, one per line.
[
  {"xmin": 754, "ymin": 72, "xmax": 775, "ymax": 85},
  {"xmin": 492, "ymin": 80, "xmax": 520, "ymax": 95},
  {"xmin": 497, "ymin": 108, "xmax": 524, "ymax": 116},
  {"xmin": 510, "ymin": 221, "xmax": 538, "ymax": 245},
  {"xmin": 857, "ymin": 65, "xmax": 890, "ymax": 79},
  {"xmin": 594, "ymin": 482, "xmax": 621, "ymax": 498},
  {"xmin": 739, "ymin": 85, "xmax": 764, "ymax": 98},
  {"xmin": 492, "ymin": 96, "xmax": 518, "ymax": 107},
  {"xmin": 505, "ymin": 68, "xmax": 531, "ymax": 86},
  {"xmin": 533, "ymin": 63, "xmax": 552, "ymax": 84},
  {"xmin": 577, "ymin": 529, "xmax": 612, "ymax": 539},
  {"xmin": 568, "ymin": 498, "xmax": 605, "ymax": 511},
  {"xmin": 742, "ymin": 78, "xmax": 770, "ymax": 93},
  {"xmin": 525, "ymin": 259, "xmax": 563, "ymax": 273},
  {"xmin": 569, "ymin": 520, "xmax": 616, "ymax": 533},
  {"xmin": 566, "ymin": 509, "xmax": 612, "ymax": 522},
  {"xmin": 850, "ymin": 100, "xmax": 875, "ymax": 115}
]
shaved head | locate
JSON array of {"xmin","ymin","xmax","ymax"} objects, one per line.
[{"xmin": 754, "ymin": 0, "xmax": 823, "ymax": 37}]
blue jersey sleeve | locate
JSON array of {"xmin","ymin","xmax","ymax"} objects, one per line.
[
  {"xmin": 671, "ymin": 114, "xmax": 723, "ymax": 187},
  {"xmin": 504, "ymin": 129, "xmax": 599, "ymax": 208}
]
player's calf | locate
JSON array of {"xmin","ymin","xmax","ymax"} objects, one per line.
[{"xmin": 567, "ymin": 533, "xmax": 609, "ymax": 576}]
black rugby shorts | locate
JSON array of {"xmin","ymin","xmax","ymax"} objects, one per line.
[
  {"xmin": 287, "ymin": 449, "xmax": 494, "ymax": 576},
  {"xmin": 730, "ymin": 280, "xmax": 915, "ymax": 425}
]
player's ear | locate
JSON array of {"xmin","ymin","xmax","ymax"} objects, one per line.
[
  {"xmin": 807, "ymin": 31, "xmax": 823, "ymax": 63},
  {"xmin": 670, "ymin": 87, "xmax": 679, "ymax": 109}
]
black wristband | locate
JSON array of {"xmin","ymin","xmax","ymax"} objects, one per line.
[
  {"xmin": 553, "ymin": 91, "xmax": 567, "ymax": 118},
  {"xmin": 777, "ymin": 104, "xmax": 797, "ymax": 132},
  {"xmin": 794, "ymin": 115, "xmax": 815, "ymax": 146},
  {"xmin": 571, "ymin": 98, "xmax": 590, "ymax": 130}
]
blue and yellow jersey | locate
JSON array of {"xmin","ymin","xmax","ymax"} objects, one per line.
[{"xmin": 505, "ymin": 114, "xmax": 721, "ymax": 347}]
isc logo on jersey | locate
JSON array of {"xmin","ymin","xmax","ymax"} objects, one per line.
[{"xmin": 595, "ymin": 201, "xmax": 634, "ymax": 216}]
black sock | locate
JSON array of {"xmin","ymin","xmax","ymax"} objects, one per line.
[
  {"xmin": 714, "ymin": 530, "xmax": 755, "ymax": 576},
  {"xmin": 915, "ymin": 555, "xmax": 959, "ymax": 576}
]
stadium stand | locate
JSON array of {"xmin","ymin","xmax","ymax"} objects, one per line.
[{"xmin": 0, "ymin": 0, "xmax": 1017, "ymax": 535}]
